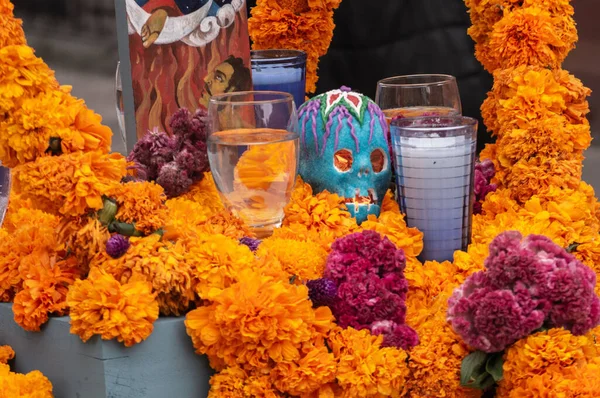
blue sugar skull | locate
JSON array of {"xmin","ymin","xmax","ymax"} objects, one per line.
[{"xmin": 298, "ymin": 87, "xmax": 392, "ymax": 224}]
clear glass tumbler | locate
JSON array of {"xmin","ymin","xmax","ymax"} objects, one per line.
[
  {"xmin": 251, "ymin": 50, "xmax": 307, "ymax": 109},
  {"xmin": 207, "ymin": 91, "xmax": 300, "ymax": 238},
  {"xmin": 391, "ymin": 116, "xmax": 477, "ymax": 262},
  {"xmin": 375, "ymin": 74, "xmax": 462, "ymax": 124}
]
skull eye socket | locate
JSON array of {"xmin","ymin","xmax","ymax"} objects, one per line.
[
  {"xmin": 370, "ymin": 149, "xmax": 386, "ymax": 173},
  {"xmin": 334, "ymin": 149, "xmax": 353, "ymax": 172}
]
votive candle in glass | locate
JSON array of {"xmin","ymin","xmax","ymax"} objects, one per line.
[
  {"xmin": 390, "ymin": 116, "xmax": 477, "ymax": 262},
  {"xmin": 251, "ymin": 50, "xmax": 307, "ymax": 109}
]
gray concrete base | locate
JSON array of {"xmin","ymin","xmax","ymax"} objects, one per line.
[{"xmin": 0, "ymin": 303, "xmax": 211, "ymax": 398}]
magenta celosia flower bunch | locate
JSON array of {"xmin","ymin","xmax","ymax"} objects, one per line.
[
  {"xmin": 320, "ymin": 230, "xmax": 418, "ymax": 350},
  {"xmin": 448, "ymin": 231, "xmax": 600, "ymax": 353},
  {"xmin": 127, "ymin": 108, "xmax": 209, "ymax": 197},
  {"xmin": 473, "ymin": 159, "xmax": 497, "ymax": 215}
]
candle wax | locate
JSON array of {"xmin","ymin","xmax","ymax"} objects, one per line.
[{"xmin": 394, "ymin": 134, "xmax": 475, "ymax": 262}]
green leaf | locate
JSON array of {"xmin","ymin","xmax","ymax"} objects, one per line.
[
  {"xmin": 567, "ymin": 243, "xmax": 580, "ymax": 253},
  {"xmin": 289, "ymin": 275, "xmax": 297, "ymax": 284},
  {"xmin": 486, "ymin": 353, "xmax": 504, "ymax": 382},
  {"xmin": 108, "ymin": 221, "xmax": 143, "ymax": 237},
  {"xmin": 98, "ymin": 198, "xmax": 118, "ymax": 226},
  {"xmin": 460, "ymin": 351, "xmax": 488, "ymax": 387}
]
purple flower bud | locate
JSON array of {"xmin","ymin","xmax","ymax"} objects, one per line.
[
  {"xmin": 307, "ymin": 278, "xmax": 338, "ymax": 308},
  {"xmin": 156, "ymin": 162, "xmax": 193, "ymax": 198},
  {"xmin": 106, "ymin": 235, "xmax": 130, "ymax": 259},
  {"xmin": 239, "ymin": 237, "xmax": 261, "ymax": 252}
]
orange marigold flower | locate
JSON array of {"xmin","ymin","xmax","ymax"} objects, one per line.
[
  {"xmin": 495, "ymin": 115, "xmax": 591, "ymax": 169},
  {"xmin": 0, "ymin": 363, "xmax": 53, "ymax": 397},
  {"xmin": 482, "ymin": 66, "xmax": 590, "ymax": 135},
  {"xmin": 163, "ymin": 197, "xmax": 212, "ymax": 241},
  {"xmin": 327, "ymin": 327, "xmax": 410, "ymax": 397},
  {"xmin": 13, "ymin": 150, "xmax": 127, "ymax": 216},
  {"xmin": 164, "ymin": 198, "xmax": 253, "ymax": 242},
  {"xmin": 500, "ymin": 154, "xmax": 582, "ymax": 203},
  {"xmin": 249, "ymin": 0, "xmax": 342, "ymax": 93},
  {"xmin": 497, "ymin": 328, "xmax": 598, "ymax": 396},
  {"xmin": 179, "ymin": 172, "xmax": 224, "ymax": 215},
  {"xmin": 405, "ymin": 260, "xmax": 472, "ymax": 325},
  {"xmin": 184, "ymin": 234, "xmax": 257, "ymax": 300},
  {"xmin": 503, "ymin": 357, "xmax": 600, "ymax": 398},
  {"xmin": 67, "ymin": 267, "xmax": 159, "ymax": 347},
  {"xmin": 405, "ymin": 292, "xmax": 481, "ymax": 398},
  {"xmin": 0, "ymin": 208, "xmax": 62, "ymax": 300},
  {"xmin": 58, "ymin": 217, "xmax": 110, "ymax": 273},
  {"xmin": 257, "ymin": 237, "xmax": 328, "ymax": 281},
  {"xmin": 477, "ymin": 7, "xmax": 576, "ymax": 73},
  {"xmin": 208, "ymin": 366, "xmax": 283, "ymax": 398},
  {"xmin": 381, "ymin": 190, "xmax": 401, "ymax": 214},
  {"xmin": 283, "ymin": 177, "xmax": 359, "ymax": 247},
  {"xmin": 0, "ymin": 345, "xmax": 14, "ymax": 364},
  {"xmin": 111, "ymin": 181, "xmax": 167, "ymax": 235},
  {"xmin": 13, "ymin": 258, "xmax": 79, "ymax": 332},
  {"xmin": 185, "ymin": 269, "xmax": 334, "ymax": 372},
  {"xmin": 271, "ymin": 344, "xmax": 337, "ymax": 396},
  {"xmin": 198, "ymin": 210, "xmax": 255, "ymax": 240},
  {"xmin": 0, "ymin": 45, "xmax": 57, "ymax": 115},
  {"xmin": 91, "ymin": 234, "xmax": 195, "ymax": 316},
  {"xmin": 0, "ymin": 12, "xmax": 25, "ymax": 48},
  {"xmin": 361, "ymin": 211, "xmax": 424, "ymax": 259}
]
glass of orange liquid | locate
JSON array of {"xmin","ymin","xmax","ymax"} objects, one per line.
[
  {"xmin": 207, "ymin": 91, "xmax": 299, "ymax": 238},
  {"xmin": 375, "ymin": 74, "xmax": 462, "ymax": 124}
]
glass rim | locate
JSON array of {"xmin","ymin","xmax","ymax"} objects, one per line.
[
  {"xmin": 209, "ymin": 91, "xmax": 295, "ymax": 106},
  {"xmin": 251, "ymin": 49, "xmax": 307, "ymax": 64},
  {"xmin": 391, "ymin": 116, "xmax": 478, "ymax": 132},
  {"xmin": 377, "ymin": 74, "xmax": 457, "ymax": 88}
]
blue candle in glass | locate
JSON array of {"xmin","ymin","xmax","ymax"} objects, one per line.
[{"xmin": 251, "ymin": 50, "xmax": 307, "ymax": 108}]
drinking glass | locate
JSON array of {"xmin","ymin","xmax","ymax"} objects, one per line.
[
  {"xmin": 391, "ymin": 116, "xmax": 477, "ymax": 262},
  {"xmin": 251, "ymin": 50, "xmax": 307, "ymax": 109},
  {"xmin": 0, "ymin": 165, "xmax": 10, "ymax": 227},
  {"xmin": 207, "ymin": 91, "xmax": 299, "ymax": 238},
  {"xmin": 115, "ymin": 61, "xmax": 127, "ymax": 152},
  {"xmin": 375, "ymin": 74, "xmax": 462, "ymax": 124}
]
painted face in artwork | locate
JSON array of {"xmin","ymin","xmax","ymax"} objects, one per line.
[
  {"xmin": 298, "ymin": 87, "xmax": 392, "ymax": 224},
  {"xmin": 200, "ymin": 56, "xmax": 252, "ymax": 108}
]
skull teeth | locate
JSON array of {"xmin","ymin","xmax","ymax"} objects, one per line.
[{"xmin": 344, "ymin": 189, "xmax": 376, "ymax": 205}]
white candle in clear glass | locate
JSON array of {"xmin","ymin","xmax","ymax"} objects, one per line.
[{"xmin": 391, "ymin": 117, "xmax": 477, "ymax": 262}]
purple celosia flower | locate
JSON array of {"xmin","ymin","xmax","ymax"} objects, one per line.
[
  {"xmin": 106, "ymin": 235, "xmax": 130, "ymax": 259},
  {"xmin": 371, "ymin": 320, "xmax": 419, "ymax": 350},
  {"xmin": 325, "ymin": 230, "xmax": 412, "ymax": 332},
  {"xmin": 325, "ymin": 230, "xmax": 406, "ymax": 284},
  {"xmin": 239, "ymin": 237, "xmax": 261, "ymax": 252},
  {"xmin": 449, "ymin": 231, "xmax": 600, "ymax": 352},
  {"xmin": 473, "ymin": 159, "xmax": 497, "ymax": 215},
  {"xmin": 307, "ymin": 278, "xmax": 338, "ymax": 308},
  {"xmin": 334, "ymin": 274, "xmax": 407, "ymax": 329},
  {"xmin": 156, "ymin": 162, "xmax": 193, "ymax": 198},
  {"xmin": 447, "ymin": 271, "xmax": 545, "ymax": 353}
]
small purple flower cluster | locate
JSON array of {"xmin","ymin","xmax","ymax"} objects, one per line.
[
  {"xmin": 127, "ymin": 108, "xmax": 209, "ymax": 197},
  {"xmin": 448, "ymin": 231, "xmax": 600, "ymax": 353},
  {"xmin": 308, "ymin": 230, "xmax": 418, "ymax": 350},
  {"xmin": 473, "ymin": 159, "xmax": 497, "ymax": 215},
  {"xmin": 239, "ymin": 237, "xmax": 261, "ymax": 252},
  {"xmin": 106, "ymin": 234, "xmax": 130, "ymax": 259}
]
